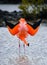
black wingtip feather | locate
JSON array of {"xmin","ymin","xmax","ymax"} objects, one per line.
[
  {"xmin": 4, "ymin": 18, "xmax": 19, "ymax": 29},
  {"xmin": 27, "ymin": 18, "xmax": 42, "ymax": 29}
]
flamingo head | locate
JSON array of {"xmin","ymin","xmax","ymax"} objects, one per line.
[{"xmin": 19, "ymin": 18, "xmax": 26, "ymax": 24}]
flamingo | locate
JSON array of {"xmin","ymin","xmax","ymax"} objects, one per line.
[{"xmin": 4, "ymin": 18, "xmax": 42, "ymax": 56}]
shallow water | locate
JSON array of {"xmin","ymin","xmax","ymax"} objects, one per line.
[
  {"xmin": 0, "ymin": 25, "xmax": 47, "ymax": 65},
  {"xmin": 0, "ymin": 4, "xmax": 21, "ymax": 12},
  {"xmin": 8, "ymin": 55, "xmax": 32, "ymax": 65}
]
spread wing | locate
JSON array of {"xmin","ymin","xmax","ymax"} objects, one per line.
[
  {"xmin": 4, "ymin": 19, "xmax": 19, "ymax": 35},
  {"xmin": 27, "ymin": 19, "xmax": 42, "ymax": 35}
]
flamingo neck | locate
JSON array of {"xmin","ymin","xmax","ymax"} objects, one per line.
[{"xmin": 19, "ymin": 22, "xmax": 28, "ymax": 31}]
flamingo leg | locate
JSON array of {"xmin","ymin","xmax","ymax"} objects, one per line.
[
  {"xmin": 18, "ymin": 39, "xmax": 20, "ymax": 58},
  {"xmin": 23, "ymin": 44, "xmax": 25, "ymax": 56}
]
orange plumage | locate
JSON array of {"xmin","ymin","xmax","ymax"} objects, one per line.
[{"xmin": 7, "ymin": 18, "xmax": 39, "ymax": 46}]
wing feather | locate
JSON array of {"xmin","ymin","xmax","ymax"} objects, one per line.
[
  {"xmin": 4, "ymin": 18, "xmax": 19, "ymax": 35},
  {"xmin": 27, "ymin": 18, "xmax": 42, "ymax": 29}
]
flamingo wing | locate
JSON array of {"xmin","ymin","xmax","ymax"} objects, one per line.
[
  {"xmin": 4, "ymin": 19, "xmax": 19, "ymax": 35},
  {"xmin": 27, "ymin": 19, "xmax": 42, "ymax": 35},
  {"xmin": 7, "ymin": 24, "xmax": 19, "ymax": 35},
  {"xmin": 26, "ymin": 24, "xmax": 39, "ymax": 36}
]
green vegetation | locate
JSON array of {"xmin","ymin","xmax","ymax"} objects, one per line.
[{"xmin": 19, "ymin": 0, "xmax": 46, "ymax": 20}]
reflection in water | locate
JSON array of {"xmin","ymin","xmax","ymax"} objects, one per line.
[{"xmin": 9, "ymin": 55, "xmax": 32, "ymax": 65}]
